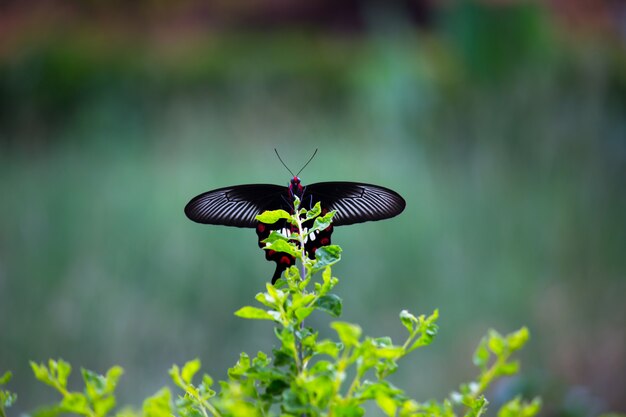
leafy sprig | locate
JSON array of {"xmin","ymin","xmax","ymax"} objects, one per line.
[
  {"xmin": 30, "ymin": 359, "xmax": 122, "ymax": 417},
  {"xmin": 0, "ymin": 371, "xmax": 17, "ymax": 417}
]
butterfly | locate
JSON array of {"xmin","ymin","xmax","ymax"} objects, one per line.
[{"xmin": 184, "ymin": 151, "xmax": 405, "ymax": 283}]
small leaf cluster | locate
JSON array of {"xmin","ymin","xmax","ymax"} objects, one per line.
[
  {"xmin": 415, "ymin": 328, "xmax": 541, "ymax": 417},
  {"xmin": 0, "ymin": 371, "xmax": 16, "ymax": 417},
  {"xmin": 30, "ymin": 359, "xmax": 123, "ymax": 417},
  {"xmin": 2, "ymin": 200, "xmax": 546, "ymax": 417}
]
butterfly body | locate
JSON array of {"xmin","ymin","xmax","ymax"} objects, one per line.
[{"xmin": 185, "ymin": 176, "xmax": 405, "ymax": 282}]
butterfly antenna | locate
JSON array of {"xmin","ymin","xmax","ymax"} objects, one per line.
[
  {"xmin": 296, "ymin": 148, "xmax": 318, "ymax": 176},
  {"xmin": 274, "ymin": 149, "xmax": 295, "ymax": 177}
]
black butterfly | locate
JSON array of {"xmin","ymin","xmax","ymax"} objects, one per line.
[{"xmin": 184, "ymin": 153, "xmax": 405, "ymax": 283}]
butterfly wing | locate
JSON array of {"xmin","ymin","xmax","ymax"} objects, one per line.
[
  {"xmin": 304, "ymin": 182, "xmax": 406, "ymax": 226},
  {"xmin": 184, "ymin": 184, "xmax": 287, "ymax": 228}
]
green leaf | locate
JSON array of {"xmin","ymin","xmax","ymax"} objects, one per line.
[
  {"xmin": 52, "ymin": 359, "xmax": 71, "ymax": 389},
  {"xmin": 399, "ymin": 310, "xmax": 417, "ymax": 333},
  {"xmin": 94, "ymin": 395, "xmax": 116, "ymax": 417},
  {"xmin": 315, "ymin": 340, "xmax": 341, "ymax": 358},
  {"xmin": 331, "ymin": 322, "xmax": 361, "ymax": 347},
  {"xmin": 473, "ymin": 338, "xmax": 490, "ymax": 369},
  {"xmin": 1, "ymin": 391, "xmax": 17, "ymax": 409},
  {"xmin": 427, "ymin": 309, "xmax": 440, "ymax": 324},
  {"xmin": 227, "ymin": 353, "xmax": 251, "ymax": 380},
  {"xmin": 115, "ymin": 407, "xmax": 141, "ymax": 417},
  {"xmin": 265, "ymin": 379, "xmax": 289, "ymax": 397},
  {"xmin": 295, "ymin": 307, "xmax": 314, "ymax": 321},
  {"xmin": 375, "ymin": 360, "xmax": 398, "ymax": 379},
  {"xmin": 104, "ymin": 366, "xmax": 124, "ymax": 393},
  {"xmin": 0, "ymin": 372, "xmax": 11, "ymax": 385},
  {"xmin": 202, "ymin": 373, "xmax": 215, "ymax": 390},
  {"xmin": 375, "ymin": 392, "xmax": 398, "ymax": 417},
  {"xmin": 275, "ymin": 328, "xmax": 296, "ymax": 355},
  {"xmin": 256, "ymin": 209, "xmax": 292, "ymax": 224},
  {"xmin": 0, "ymin": 372, "xmax": 17, "ymax": 411},
  {"xmin": 284, "ymin": 266, "xmax": 301, "ymax": 285},
  {"xmin": 488, "ymin": 330, "xmax": 505, "ymax": 355},
  {"xmin": 332, "ymin": 402, "xmax": 365, "ymax": 417},
  {"xmin": 272, "ymin": 348, "xmax": 295, "ymax": 367},
  {"xmin": 168, "ymin": 365, "xmax": 184, "ymax": 389},
  {"xmin": 507, "ymin": 327, "xmax": 530, "ymax": 351},
  {"xmin": 302, "ymin": 374, "xmax": 334, "ymax": 407},
  {"xmin": 142, "ymin": 388, "xmax": 172, "ymax": 417},
  {"xmin": 291, "ymin": 293, "xmax": 316, "ymax": 310},
  {"xmin": 32, "ymin": 405, "xmax": 65, "ymax": 417},
  {"xmin": 522, "ymin": 398, "xmax": 542, "ymax": 417},
  {"xmin": 375, "ymin": 347, "xmax": 405, "ymax": 360},
  {"xmin": 255, "ymin": 292, "xmax": 276, "ymax": 308},
  {"xmin": 497, "ymin": 396, "xmax": 541, "ymax": 417},
  {"xmin": 60, "ymin": 393, "xmax": 90, "ymax": 414},
  {"xmin": 82, "ymin": 368, "xmax": 106, "ymax": 398},
  {"xmin": 373, "ymin": 337, "xmax": 393, "ymax": 347},
  {"xmin": 262, "ymin": 230, "xmax": 290, "ymax": 244},
  {"xmin": 264, "ymin": 239, "xmax": 301, "ymax": 258},
  {"xmin": 311, "ymin": 211, "xmax": 335, "ymax": 232},
  {"xmin": 498, "ymin": 360, "xmax": 520, "ymax": 376},
  {"xmin": 300, "ymin": 332, "xmax": 318, "ymax": 358},
  {"xmin": 408, "ymin": 317, "xmax": 439, "ymax": 351},
  {"xmin": 314, "ymin": 245, "xmax": 342, "ymax": 270},
  {"xmin": 322, "ymin": 266, "xmax": 332, "ymax": 285},
  {"xmin": 282, "ymin": 389, "xmax": 311, "ymax": 414},
  {"xmin": 251, "ymin": 351, "xmax": 269, "ymax": 368},
  {"xmin": 305, "ymin": 202, "xmax": 322, "ymax": 221},
  {"xmin": 308, "ymin": 360, "xmax": 335, "ymax": 377},
  {"xmin": 30, "ymin": 362, "xmax": 53, "ymax": 387},
  {"xmin": 234, "ymin": 306, "xmax": 276, "ymax": 321},
  {"xmin": 314, "ymin": 294, "xmax": 343, "ymax": 317},
  {"xmin": 498, "ymin": 397, "xmax": 521, "ymax": 417},
  {"xmin": 268, "ymin": 310, "xmax": 282, "ymax": 321},
  {"xmin": 399, "ymin": 400, "xmax": 419, "ymax": 417},
  {"xmin": 319, "ymin": 266, "xmax": 338, "ymax": 293},
  {"xmin": 292, "ymin": 196, "xmax": 302, "ymax": 211},
  {"xmin": 266, "ymin": 283, "xmax": 286, "ymax": 304},
  {"xmin": 466, "ymin": 395, "xmax": 489, "ymax": 417},
  {"xmin": 181, "ymin": 359, "xmax": 201, "ymax": 384}
]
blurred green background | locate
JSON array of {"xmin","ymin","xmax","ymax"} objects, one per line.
[{"xmin": 1, "ymin": 1, "xmax": 625, "ymax": 415}]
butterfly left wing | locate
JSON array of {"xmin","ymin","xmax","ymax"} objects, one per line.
[
  {"xmin": 184, "ymin": 184, "xmax": 287, "ymax": 228},
  {"xmin": 304, "ymin": 182, "xmax": 406, "ymax": 226}
]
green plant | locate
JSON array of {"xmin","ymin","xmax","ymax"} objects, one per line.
[
  {"xmin": 6, "ymin": 198, "xmax": 541, "ymax": 417},
  {"xmin": 0, "ymin": 372, "xmax": 17, "ymax": 417}
]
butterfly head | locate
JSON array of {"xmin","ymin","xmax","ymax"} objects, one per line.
[{"xmin": 289, "ymin": 176, "xmax": 304, "ymax": 198}]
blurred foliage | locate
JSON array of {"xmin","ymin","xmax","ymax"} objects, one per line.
[{"xmin": 1, "ymin": 1, "xmax": 625, "ymax": 416}]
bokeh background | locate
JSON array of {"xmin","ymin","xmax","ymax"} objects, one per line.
[{"xmin": 1, "ymin": 0, "xmax": 625, "ymax": 415}]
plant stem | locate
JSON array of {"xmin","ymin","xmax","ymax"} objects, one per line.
[
  {"xmin": 476, "ymin": 351, "xmax": 509, "ymax": 396},
  {"xmin": 298, "ymin": 259, "xmax": 306, "ymax": 367},
  {"xmin": 294, "ymin": 203, "xmax": 308, "ymax": 372},
  {"xmin": 294, "ymin": 203, "xmax": 308, "ymax": 417}
]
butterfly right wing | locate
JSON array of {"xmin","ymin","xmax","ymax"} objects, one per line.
[
  {"xmin": 304, "ymin": 182, "xmax": 406, "ymax": 226},
  {"xmin": 184, "ymin": 184, "xmax": 287, "ymax": 228}
]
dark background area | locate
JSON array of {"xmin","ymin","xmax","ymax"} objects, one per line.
[{"xmin": 1, "ymin": 1, "xmax": 625, "ymax": 416}]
